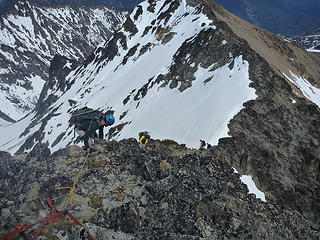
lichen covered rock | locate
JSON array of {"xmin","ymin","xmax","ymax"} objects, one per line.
[{"xmin": 0, "ymin": 139, "xmax": 319, "ymax": 239}]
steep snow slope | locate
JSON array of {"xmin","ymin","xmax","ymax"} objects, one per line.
[
  {"xmin": 0, "ymin": 0, "xmax": 259, "ymax": 153},
  {"xmin": 1, "ymin": 0, "xmax": 320, "ymax": 155},
  {"xmin": 0, "ymin": 0, "xmax": 126, "ymax": 121}
]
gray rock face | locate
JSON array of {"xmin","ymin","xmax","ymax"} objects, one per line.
[
  {"xmin": 215, "ymin": 37, "xmax": 320, "ymax": 230},
  {"xmin": 0, "ymin": 139, "xmax": 319, "ymax": 239},
  {"xmin": 0, "ymin": 151, "xmax": 16, "ymax": 177},
  {"xmin": 34, "ymin": 55, "xmax": 78, "ymax": 116},
  {"xmin": 1, "ymin": 0, "xmax": 320, "ymax": 238}
]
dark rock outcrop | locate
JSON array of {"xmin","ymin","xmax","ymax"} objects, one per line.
[
  {"xmin": 2, "ymin": 0, "xmax": 319, "ymax": 236},
  {"xmin": 0, "ymin": 139, "xmax": 319, "ymax": 239},
  {"xmin": 215, "ymin": 33, "xmax": 320, "ymax": 230},
  {"xmin": 34, "ymin": 55, "xmax": 78, "ymax": 116}
]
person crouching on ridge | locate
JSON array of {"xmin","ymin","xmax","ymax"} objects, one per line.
[
  {"xmin": 76, "ymin": 113, "xmax": 115, "ymax": 151},
  {"xmin": 200, "ymin": 139, "xmax": 206, "ymax": 149}
]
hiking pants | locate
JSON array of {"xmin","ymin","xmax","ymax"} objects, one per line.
[{"xmin": 76, "ymin": 129, "xmax": 94, "ymax": 148}]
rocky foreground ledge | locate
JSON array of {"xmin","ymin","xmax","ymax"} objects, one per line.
[{"xmin": 0, "ymin": 139, "xmax": 319, "ymax": 239}]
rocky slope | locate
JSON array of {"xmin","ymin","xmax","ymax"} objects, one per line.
[
  {"xmin": 1, "ymin": 0, "xmax": 320, "ymax": 234},
  {"xmin": 211, "ymin": 3, "xmax": 320, "ymax": 229},
  {"xmin": 0, "ymin": 139, "xmax": 319, "ymax": 239},
  {"xmin": 0, "ymin": 0, "xmax": 126, "ymax": 121}
]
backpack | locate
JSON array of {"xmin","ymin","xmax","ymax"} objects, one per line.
[
  {"xmin": 69, "ymin": 107, "xmax": 104, "ymax": 129},
  {"xmin": 139, "ymin": 131, "xmax": 151, "ymax": 144},
  {"xmin": 139, "ymin": 131, "xmax": 150, "ymax": 139}
]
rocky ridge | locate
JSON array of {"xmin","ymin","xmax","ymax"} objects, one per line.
[
  {"xmin": 0, "ymin": 139, "xmax": 319, "ymax": 239},
  {"xmin": 1, "ymin": 0, "xmax": 320, "ymax": 235},
  {"xmin": 210, "ymin": 1, "xmax": 320, "ymax": 230}
]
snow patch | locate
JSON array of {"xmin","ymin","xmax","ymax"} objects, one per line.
[
  {"xmin": 29, "ymin": 75, "xmax": 46, "ymax": 96},
  {"xmin": 117, "ymin": 56, "xmax": 257, "ymax": 148},
  {"xmin": 0, "ymin": 118, "xmax": 11, "ymax": 127},
  {"xmin": 284, "ymin": 71, "xmax": 320, "ymax": 108},
  {"xmin": 307, "ymin": 49, "xmax": 320, "ymax": 53},
  {"xmin": 64, "ymin": 61, "xmax": 72, "ymax": 69},
  {"xmin": 240, "ymin": 175, "xmax": 266, "ymax": 202},
  {"xmin": 0, "ymin": 114, "xmax": 38, "ymax": 154},
  {"xmin": 0, "ymin": 68, "xmax": 10, "ymax": 74},
  {"xmin": 0, "ymin": 75, "xmax": 45, "ymax": 121}
]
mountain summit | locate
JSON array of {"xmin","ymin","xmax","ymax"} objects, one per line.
[{"xmin": 0, "ymin": 0, "xmax": 320, "ymax": 233}]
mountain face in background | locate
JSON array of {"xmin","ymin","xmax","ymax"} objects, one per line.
[
  {"xmin": 0, "ymin": 0, "xmax": 142, "ymax": 15},
  {"xmin": 0, "ymin": 0, "xmax": 319, "ymax": 232},
  {"xmin": 214, "ymin": 0, "xmax": 320, "ymax": 35},
  {"xmin": 0, "ymin": 0, "xmax": 126, "ymax": 121},
  {"xmin": 2, "ymin": 0, "xmax": 320, "ymax": 36},
  {"xmin": 282, "ymin": 28, "xmax": 320, "ymax": 52},
  {"xmin": 2, "ymin": 0, "xmax": 320, "ymax": 53},
  {"xmin": 30, "ymin": 0, "xmax": 143, "ymax": 9}
]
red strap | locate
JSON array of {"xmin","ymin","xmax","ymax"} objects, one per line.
[
  {"xmin": 0, "ymin": 222, "xmax": 37, "ymax": 240},
  {"xmin": 0, "ymin": 227, "xmax": 20, "ymax": 240},
  {"xmin": 0, "ymin": 198, "xmax": 66, "ymax": 240},
  {"xmin": 31, "ymin": 226, "xmax": 43, "ymax": 240},
  {"xmin": 47, "ymin": 197, "xmax": 56, "ymax": 212},
  {"xmin": 0, "ymin": 197, "xmax": 96, "ymax": 240}
]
